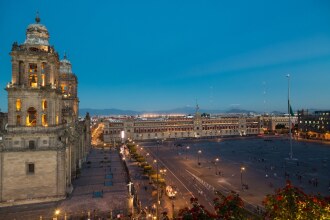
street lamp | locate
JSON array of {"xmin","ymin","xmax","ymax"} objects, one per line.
[
  {"xmin": 186, "ymin": 146, "xmax": 190, "ymax": 159},
  {"xmin": 197, "ymin": 150, "xmax": 202, "ymax": 166},
  {"xmin": 215, "ymin": 158, "xmax": 219, "ymax": 175},
  {"xmin": 286, "ymin": 74, "xmax": 295, "ymax": 160},
  {"xmin": 156, "ymin": 140, "xmax": 160, "ymax": 220},
  {"xmin": 54, "ymin": 209, "xmax": 60, "ymax": 220},
  {"xmin": 240, "ymin": 166, "xmax": 245, "ymax": 190}
]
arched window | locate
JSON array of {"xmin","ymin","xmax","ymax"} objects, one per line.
[
  {"xmin": 16, "ymin": 99, "xmax": 21, "ymax": 111},
  {"xmin": 16, "ymin": 115, "xmax": 21, "ymax": 126},
  {"xmin": 42, "ymin": 100, "xmax": 47, "ymax": 110},
  {"xmin": 26, "ymin": 107, "xmax": 37, "ymax": 126},
  {"xmin": 42, "ymin": 114, "xmax": 47, "ymax": 126},
  {"xmin": 29, "ymin": 64, "xmax": 38, "ymax": 88}
]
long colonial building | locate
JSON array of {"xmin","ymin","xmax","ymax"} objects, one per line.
[
  {"xmin": 0, "ymin": 15, "xmax": 91, "ymax": 206},
  {"xmin": 103, "ymin": 112, "xmax": 262, "ymax": 143}
]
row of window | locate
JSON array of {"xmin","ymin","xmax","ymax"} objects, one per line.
[
  {"xmin": 16, "ymin": 99, "xmax": 47, "ymax": 111},
  {"xmin": 16, "ymin": 109, "xmax": 59, "ymax": 127},
  {"xmin": 133, "ymin": 129, "xmax": 259, "ymax": 138}
]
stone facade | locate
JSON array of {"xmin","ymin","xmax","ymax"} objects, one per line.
[
  {"xmin": 103, "ymin": 113, "xmax": 262, "ymax": 143},
  {"xmin": 0, "ymin": 112, "xmax": 7, "ymax": 134},
  {"xmin": 297, "ymin": 110, "xmax": 330, "ymax": 140},
  {"xmin": 0, "ymin": 15, "xmax": 91, "ymax": 206}
]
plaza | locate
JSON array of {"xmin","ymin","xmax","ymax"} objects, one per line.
[{"xmin": 143, "ymin": 136, "xmax": 330, "ymax": 213}]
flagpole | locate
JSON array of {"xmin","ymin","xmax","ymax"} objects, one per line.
[{"xmin": 287, "ymin": 74, "xmax": 293, "ymax": 160}]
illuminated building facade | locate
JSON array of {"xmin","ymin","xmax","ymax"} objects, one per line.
[
  {"xmin": 103, "ymin": 112, "xmax": 262, "ymax": 143},
  {"xmin": 0, "ymin": 15, "xmax": 91, "ymax": 206},
  {"xmin": 298, "ymin": 110, "xmax": 330, "ymax": 140}
]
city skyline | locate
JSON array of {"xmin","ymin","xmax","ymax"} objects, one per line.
[{"xmin": 1, "ymin": 1, "xmax": 330, "ymax": 112}]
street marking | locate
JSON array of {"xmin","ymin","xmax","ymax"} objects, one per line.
[{"xmin": 148, "ymin": 150, "xmax": 195, "ymax": 198}]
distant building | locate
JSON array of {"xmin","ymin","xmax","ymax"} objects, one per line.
[
  {"xmin": 298, "ymin": 110, "xmax": 330, "ymax": 140},
  {"xmin": 0, "ymin": 15, "xmax": 91, "ymax": 206},
  {"xmin": 261, "ymin": 115, "xmax": 297, "ymax": 131},
  {"xmin": 103, "ymin": 110, "xmax": 262, "ymax": 143}
]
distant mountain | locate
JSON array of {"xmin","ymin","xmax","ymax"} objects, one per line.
[{"xmin": 224, "ymin": 108, "xmax": 257, "ymax": 114}]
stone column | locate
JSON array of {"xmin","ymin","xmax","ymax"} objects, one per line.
[{"xmin": 11, "ymin": 60, "xmax": 18, "ymax": 85}]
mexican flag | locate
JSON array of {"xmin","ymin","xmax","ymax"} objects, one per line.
[{"xmin": 288, "ymin": 100, "xmax": 294, "ymax": 116}]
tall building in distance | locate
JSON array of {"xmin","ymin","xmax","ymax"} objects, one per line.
[{"xmin": 0, "ymin": 15, "xmax": 91, "ymax": 206}]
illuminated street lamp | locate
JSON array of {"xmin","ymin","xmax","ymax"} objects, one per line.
[
  {"xmin": 240, "ymin": 166, "xmax": 245, "ymax": 190},
  {"xmin": 156, "ymin": 140, "xmax": 160, "ymax": 220},
  {"xmin": 121, "ymin": 130, "xmax": 125, "ymax": 144},
  {"xmin": 54, "ymin": 209, "xmax": 60, "ymax": 220},
  {"xmin": 215, "ymin": 158, "xmax": 219, "ymax": 175},
  {"xmin": 197, "ymin": 150, "xmax": 202, "ymax": 166}
]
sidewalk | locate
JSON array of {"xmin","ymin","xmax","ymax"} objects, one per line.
[
  {"xmin": 126, "ymin": 157, "xmax": 175, "ymax": 219},
  {"xmin": 57, "ymin": 148, "xmax": 129, "ymax": 219}
]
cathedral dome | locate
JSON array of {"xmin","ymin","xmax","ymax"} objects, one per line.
[
  {"xmin": 24, "ymin": 15, "xmax": 50, "ymax": 46},
  {"xmin": 60, "ymin": 54, "xmax": 72, "ymax": 74}
]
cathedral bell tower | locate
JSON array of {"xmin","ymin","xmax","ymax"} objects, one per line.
[
  {"xmin": 0, "ymin": 15, "xmax": 68, "ymax": 205},
  {"xmin": 7, "ymin": 14, "xmax": 62, "ymax": 128}
]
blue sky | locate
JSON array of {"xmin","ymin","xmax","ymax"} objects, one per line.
[{"xmin": 1, "ymin": 0, "xmax": 330, "ymax": 112}]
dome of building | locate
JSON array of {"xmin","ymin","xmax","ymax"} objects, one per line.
[
  {"xmin": 24, "ymin": 15, "xmax": 50, "ymax": 46},
  {"xmin": 60, "ymin": 54, "xmax": 72, "ymax": 74}
]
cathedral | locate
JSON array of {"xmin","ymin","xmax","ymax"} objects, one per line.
[{"xmin": 0, "ymin": 15, "xmax": 91, "ymax": 206}]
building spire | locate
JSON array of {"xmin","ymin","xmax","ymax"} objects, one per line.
[
  {"xmin": 195, "ymin": 99, "xmax": 199, "ymax": 114},
  {"xmin": 64, "ymin": 51, "xmax": 67, "ymax": 59},
  {"xmin": 35, "ymin": 11, "xmax": 40, "ymax": 23}
]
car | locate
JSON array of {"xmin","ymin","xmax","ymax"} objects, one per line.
[{"xmin": 166, "ymin": 185, "xmax": 177, "ymax": 199}]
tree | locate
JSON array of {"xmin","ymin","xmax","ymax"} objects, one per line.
[
  {"xmin": 263, "ymin": 180, "xmax": 330, "ymax": 220},
  {"xmin": 177, "ymin": 198, "xmax": 215, "ymax": 220},
  {"xmin": 214, "ymin": 191, "xmax": 245, "ymax": 219},
  {"xmin": 201, "ymin": 113, "xmax": 210, "ymax": 118},
  {"xmin": 275, "ymin": 124, "xmax": 286, "ymax": 129}
]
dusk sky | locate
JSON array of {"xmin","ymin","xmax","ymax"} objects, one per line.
[{"xmin": 1, "ymin": 1, "xmax": 330, "ymax": 112}]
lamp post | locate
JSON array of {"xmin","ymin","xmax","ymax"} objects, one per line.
[
  {"xmin": 186, "ymin": 146, "xmax": 190, "ymax": 159},
  {"xmin": 240, "ymin": 166, "xmax": 245, "ymax": 190},
  {"xmin": 215, "ymin": 158, "xmax": 219, "ymax": 175},
  {"xmin": 156, "ymin": 140, "xmax": 160, "ymax": 220},
  {"xmin": 286, "ymin": 74, "xmax": 294, "ymax": 160},
  {"xmin": 172, "ymin": 200, "xmax": 175, "ymax": 219},
  {"xmin": 197, "ymin": 150, "xmax": 202, "ymax": 166}
]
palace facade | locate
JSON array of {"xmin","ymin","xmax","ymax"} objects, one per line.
[
  {"xmin": 0, "ymin": 15, "xmax": 91, "ymax": 206},
  {"xmin": 103, "ymin": 112, "xmax": 262, "ymax": 143}
]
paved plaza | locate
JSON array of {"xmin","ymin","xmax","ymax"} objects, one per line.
[
  {"xmin": 0, "ymin": 148, "xmax": 130, "ymax": 220},
  {"xmin": 144, "ymin": 136, "xmax": 330, "ymax": 213},
  {"xmin": 57, "ymin": 148, "xmax": 129, "ymax": 219}
]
